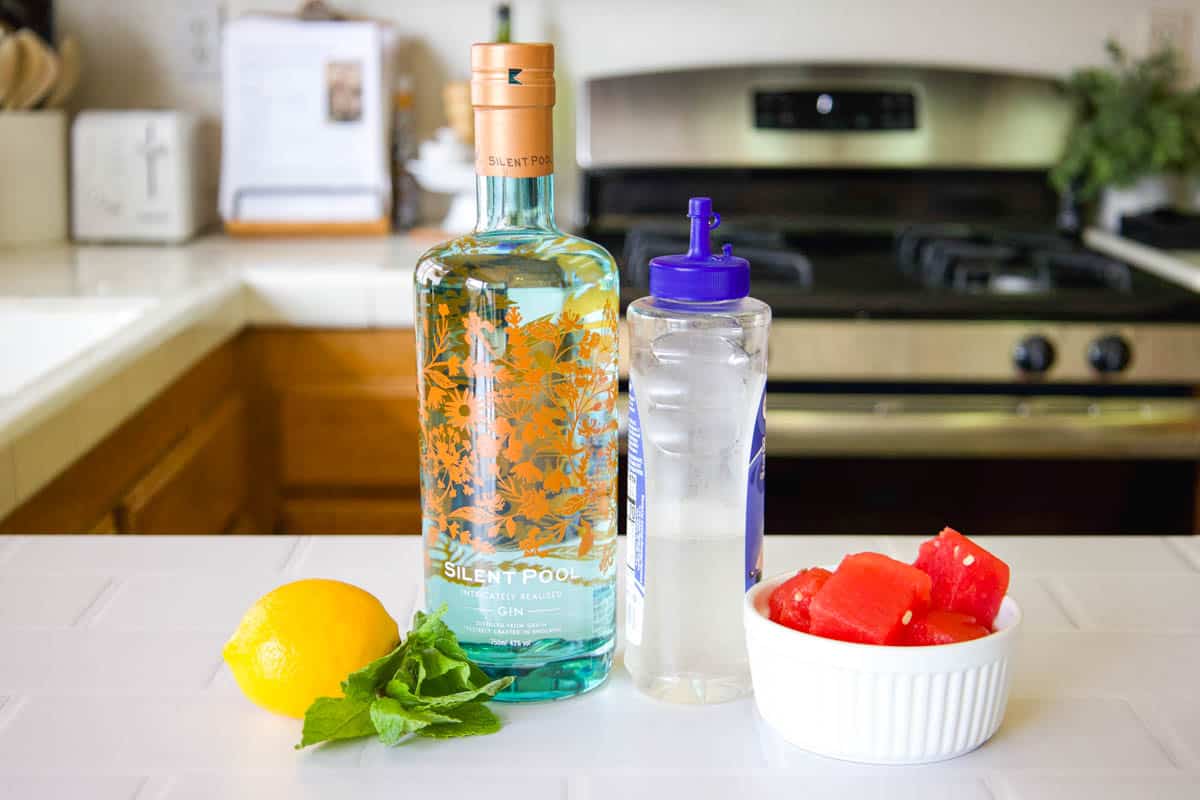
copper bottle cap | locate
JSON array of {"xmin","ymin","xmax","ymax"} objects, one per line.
[
  {"xmin": 470, "ymin": 43, "xmax": 555, "ymax": 109},
  {"xmin": 470, "ymin": 43, "xmax": 556, "ymax": 177}
]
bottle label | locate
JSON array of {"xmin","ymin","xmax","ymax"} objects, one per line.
[
  {"xmin": 417, "ymin": 291, "xmax": 620, "ymax": 650},
  {"xmin": 745, "ymin": 391, "xmax": 766, "ymax": 590},
  {"xmin": 625, "ymin": 380, "xmax": 647, "ymax": 647},
  {"xmin": 474, "ymin": 107, "xmax": 554, "ymax": 178},
  {"xmin": 625, "ymin": 382, "xmax": 765, "ymax": 639}
]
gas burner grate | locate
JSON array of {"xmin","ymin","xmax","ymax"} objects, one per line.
[
  {"xmin": 622, "ymin": 226, "xmax": 813, "ymax": 288},
  {"xmin": 895, "ymin": 224, "xmax": 976, "ymax": 277},
  {"xmin": 895, "ymin": 225, "xmax": 1131, "ymax": 295},
  {"xmin": 1031, "ymin": 250, "xmax": 1133, "ymax": 293},
  {"xmin": 920, "ymin": 241, "xmax": 1038, "ymax": 294}
]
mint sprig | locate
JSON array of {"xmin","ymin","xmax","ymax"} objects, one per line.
[{"xmin": 297, "ymin": 606, "xmax": 513, "ymax": 749}]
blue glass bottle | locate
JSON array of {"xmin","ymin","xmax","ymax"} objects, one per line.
[{"xmin": 413, "ymin": 43, "xmax": 618, "ymax": 702}]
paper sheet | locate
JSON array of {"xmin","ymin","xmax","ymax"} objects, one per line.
[{"xmin": 219, "ymin": 17, "xmax": 393, "ymax": 223}]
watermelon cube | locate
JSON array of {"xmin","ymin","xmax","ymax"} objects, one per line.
[
  {"xmin": 809, "ymin": 553, "xmax": 932, "ymax": 645},
  {"xmin": 914, "ymin": 527, "xmax": 1010, "ymax": 628},
  {"xmin": 768, "ymin": 567, "xmax": 832, "ymax": 632},
  {"xmin": 901, "ymin": 609, "xmax": 990, "ymax": 646}
]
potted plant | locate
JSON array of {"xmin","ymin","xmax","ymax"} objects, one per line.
[{"xmin": 1051, "ymin": 40, "xmax": 1200, "ymax": 232}]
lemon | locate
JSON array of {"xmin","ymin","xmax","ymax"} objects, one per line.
[{"xmin": 223, "ymin": 579, "xmax": 399, "ymax": 719}]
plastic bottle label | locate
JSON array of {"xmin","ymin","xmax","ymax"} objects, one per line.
[
  {"xmin": 625, "ymin": 381, "xmax": 646, "ymax": 647},
  {"xmin": 626, "ymin": 382, "xmax": 766, "ymax": 645},
  {"xmin": 745, "ymin": 391, "xmax": 766, "ymax": 590}
]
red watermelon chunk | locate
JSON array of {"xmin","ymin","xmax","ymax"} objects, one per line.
[
  {"xmin": 914, "ymin": 527, "xmax": 1010, "ymax": 628},
  {"xmin": 768, "ymin": 567, "xmax": 833, "ymax": 632},
  {"xmin": 809, "ymin": 553, "xmax": 932, "ymax": 645},
  {"xmin": 901, "ymin": 609, "xmax": 990, "ymax": 646}
]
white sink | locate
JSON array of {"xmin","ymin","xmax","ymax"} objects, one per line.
[{"xmin": 0, "ymin": 298, "xmax": 155, "ymax": 399}]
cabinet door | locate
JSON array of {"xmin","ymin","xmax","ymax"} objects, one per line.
[
  {"xmin": 0, "ymin": 344, "xmax": 238, "ymax": 534},
  {"xmin": 88, "ymin": 514, "xmax": 119, "ymax": 535},
  {"xmin": 279, "ymin": 385, "xmax": 421, "ymax": 488},
  {"xmin": 279, "ymin": 496, "xmax": 422, "ymax": 534},
  {"xmin": 118, "ymin": 395, "xmax": 249, "ymax": 534},
  {"xmin": 242, "ymin": 329, "xmax": 422, "ymax": 534}
]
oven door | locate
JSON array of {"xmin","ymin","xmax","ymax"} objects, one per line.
[
  {"xmin": 617, "ymin": 392, "xmax": 1200, "ymax": 534},
  {"xmin": 759, "ymin": 392, "xmax": 1200, "ymax": 534},
  {"xmin": 766, "ymin": 393, "xmax": 1200, "ymax": 459}
]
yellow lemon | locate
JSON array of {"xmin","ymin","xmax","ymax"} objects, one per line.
[{"xmin": 223, "ymin": 579, "xmax": 399, "ymax": 719}]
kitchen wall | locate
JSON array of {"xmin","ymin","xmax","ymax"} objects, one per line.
[{"xmin": 57, "ymin": 0, "xmax": 1199, "ymax": 228}]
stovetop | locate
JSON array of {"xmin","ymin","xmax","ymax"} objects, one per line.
[{"xmin": 604, "ymin": 223, "xmax": 1200, "ymax": 322}]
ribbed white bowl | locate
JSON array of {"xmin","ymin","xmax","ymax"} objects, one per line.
[{"xmin": 745, "ymin": 571, "xmax": 1021, "ymax": 764}]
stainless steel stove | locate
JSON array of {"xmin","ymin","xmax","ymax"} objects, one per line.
[{"xmin": 580, "ymin": 64, "xmax": 1200, "ymax": 534}]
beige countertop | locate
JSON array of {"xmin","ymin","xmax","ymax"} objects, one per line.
[
  {"xmin": 0, "ymin": 234, "xmax": 431, "ymax": 518},
  {"xmin": 1085, "ymin": 228, "xmax": 1200, "ymax": 293}
]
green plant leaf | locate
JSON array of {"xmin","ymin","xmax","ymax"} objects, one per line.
[
  {"xmin": 370, "ymin": 697, "xmax": 460, "ymax": 745},
  {"xmin": 296, "ymin": 696, "xmax": 376, "ymax": 749},
  {"xmin": 340, "ymin": 643, "xmax": 407, "ymax": 701},
  {"xmin": 297, "ymin": 603, "xmax": 511, "ymax": 750},
  {"xmin": 418, "ymin": 648, "xmax": 474, "ymax": 693},
  {"xmin": 386, "ymin": 676, "xmax": 513, "ymax": 708},
  {"xmin": 406, "ymin": 605, "xmax": 453, "ymax": 647},
  {"xmin": 416, "ymin": 702, "xmax": 502, "ymax": 739},
  {"xmin": 1053, "ymin": 38, "xmax": 1200, "ymax": 200},
  {"xmin": 383, "ymin": 678, "xmax": 423, "ymax": 705}
]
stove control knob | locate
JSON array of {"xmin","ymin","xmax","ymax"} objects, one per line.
[
  {"xmin": 1088, "ymin": 334, "xmax": 1132, "ymax": 374},
  {"xmin": 1013, "ymin": 335, "xmax": 1056, "ymax": 374}
]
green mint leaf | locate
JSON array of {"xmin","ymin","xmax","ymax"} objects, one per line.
[
  {"xmin": 423, "ymin": 622, "xmax": 491, "ymax": 689},
  {"xmin": 296, "ymin": 696, "xmax": 376, "ymax": 749},
  {"xmin": 342, "ymin": 607, "xmax": 454, "ymax": 701},
  {"xmin": 383, "ymin": 679, "xmax": 422, "ymax": 705},
  {"xmin": 416, "ymin": 648, "xmax": 474, "ymax": 694},
  {"xmin": 297, "ymin": 603, "xmax": 512, "ymax": 750},
  {"xmin": 468, "ymin": 663, "xmax": 493, "ymax": 689},
  {"xmin": 394, "ymin": 605, "xmax": 497, "ymax": 694},
  {"xmin": 430, "ymin": 622, "xmax": 472, "ymax": 662},
  {"xmin": 391, "ymin": 648, "xmax": 427, "ymax": 694},
  {"xmin": 369, "ymin": 697, "xmax": 459, "ymax": 746},
  {"xmin": 341, "ymin": 642, "xmax": 407, "ymax": 701},
  {"xmin": 406, "ymin": 605, "xmax": 451, "ymax": 647},
  {"xmin": 416, "ymin": 702, "xmax": 502, "ymax": 739},
  {"xmin": 386, "ymin": 675, "xmax": 514, "ymax": 708}
]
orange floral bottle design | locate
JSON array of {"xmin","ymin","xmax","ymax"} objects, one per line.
[{"xmin": 413, "ymin": 43, "xmax": 618, "ymax": 701}]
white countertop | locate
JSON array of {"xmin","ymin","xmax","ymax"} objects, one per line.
[
  {"xmin": 0, "ymin": 235, "xmax": 431, "ymax": 517},
  {"xmin": 0, "ymin": 533, "xmax": 1197, "ymax": 799},
  {"xmin": 1085, "ymin": 229, "xmax": 1200, "ymax": 293}
]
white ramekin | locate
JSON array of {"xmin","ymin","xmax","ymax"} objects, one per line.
[{"xmin": 745, "ymin": 570, "xmax": 1021, "ymax": 765}]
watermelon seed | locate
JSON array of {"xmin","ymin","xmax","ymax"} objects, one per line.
[
  {"xmin": 962, "ymin": 555, "xmax": 976, "ymax": 566},
  {"xmin": 902, "ymin": 610, "xmax": 913, "ymax": 625}
]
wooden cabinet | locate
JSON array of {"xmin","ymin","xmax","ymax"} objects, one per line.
[
  {"xmin": 1, "ymin": 329, "xmax": 423, "ymax": 535},
  {"xmin": 279, "ymin": 496, "xmax": 423, "ymax": 534},
  {"xmin": 0, "ymin": 344, "xmax": 248, "ymax": 534},
  {"xmin": 87, "ymin": 514, "xmax": 119, "ymax": 535},
  {"xmin": 244, "ymin": 329, "xmax": 422, "ymax": 534},
  {"xmin": 117, "ymin": 395, "xmax": 250, "ymax": 534},
  {"xmin": 278, "ymin": 386, "xmax": 421, "ymax": 488}
]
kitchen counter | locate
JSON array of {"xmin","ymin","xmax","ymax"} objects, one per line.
[
  {"xmin": 0, "ymin": 235, "xmax": 431, "ymax": 518},
  {"xmin": 1, "ymin": 228, "xmax": 1198, "ymax": 521},
  {"xmin": 0, "ymin": 533, "xmax": 1197, "ymax": 798},
  {"xmin": 1086, "ymin": 228, "xmax": 1200, "ymax": 294}
]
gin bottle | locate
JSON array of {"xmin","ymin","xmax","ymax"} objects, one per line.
[{"xmin": 414, "ymin": 43, "xmax": 619, "ymax": 702}]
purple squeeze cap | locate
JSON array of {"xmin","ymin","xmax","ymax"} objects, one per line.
[{"xmin": 649, "ymin": 197, "xmax": 750, "ymax": 302}]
